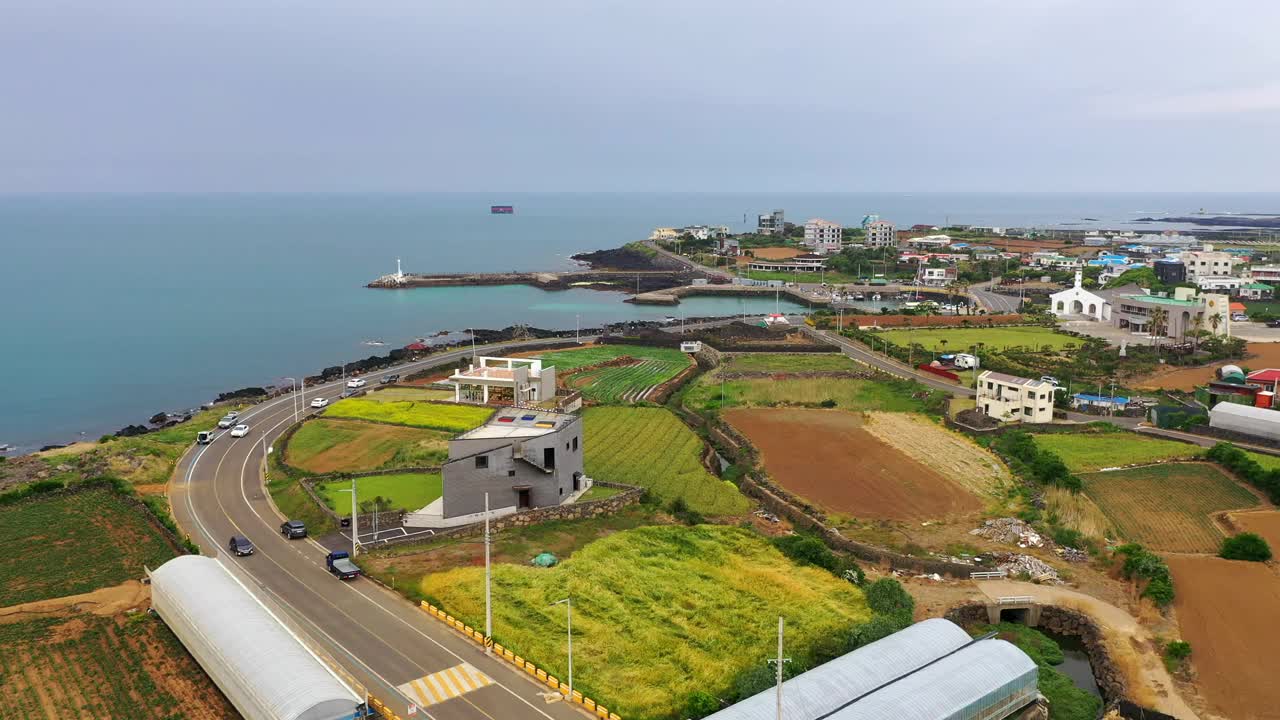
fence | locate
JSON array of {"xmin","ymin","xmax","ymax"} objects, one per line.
[
  {"xmin": 916, "ymin": 363, "xmax": 961, "ymax": 381},
  {"xmin": 970, "ymin": 570, "xmax": 1007, "ymax": 580}
]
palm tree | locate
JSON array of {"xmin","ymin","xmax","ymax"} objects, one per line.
[
  {"xmin": 1209, "ymin": 311, "xmax": 1222, "ymax": 337},
  {"xmin": 1190, "ymin": 314, "xmax": 1205, "ymax": 351},
  {"xmin": 1149, "ymin": 307, "xmax": 1168, "ymax": 353}
]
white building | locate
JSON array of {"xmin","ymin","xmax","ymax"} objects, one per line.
[
  {"xmin": 1210, "ymin": 402, "xmax": 1280, "ymax": 442},
  {"xmin": 920, "ymin": 266, "xmax": 957, "ymax": 286},
  {"xmin": 803, "ymin": 218, "xmax": 843, "ymax": 255},
  {"xmin": 1180, "ymin": 244, "xmax": 1240, "ymax": 280},
  {"xmin": 1196, "ymin": 275, "xmax": 1244, "ymax": 293},
  {"xmin": 757, "ymin": 209, "xmax": 785, "ymax": 235},
  {"xmin": 448, "ymin": 356, "xmax": 557, "ymax": 404},
  {"xmin": 865, "ymin": 220, "xmax": 897, "ymax": 248},
  {"xmin": 977, "ymin": 371, "xmax": 1055, "ymax": 423},
  {"xmin": 1250, "ymin": 265, "xmax": 1280, "ymax": 284},
  {"xmin": 1049, "ymin": 271, "xmax": 1111, "ymax": 321},
  {"xmin": 747, "ymin": 254, "xmax": 827, "ymax": 273},
  {"xmin": 907, "ymin": 234, "xmax": 952, "ymax": 248}
]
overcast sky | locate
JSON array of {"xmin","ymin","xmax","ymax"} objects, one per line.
[{"xmin": 3, "ymin": 1, "xmax": 1278, "ymax": 192}]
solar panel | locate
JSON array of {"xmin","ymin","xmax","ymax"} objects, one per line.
[
  {"xmin": 497, "ymin": 416, "xmax": 515, "ymax": 423},
  {"xmin": 521, "ymin": 414, "xmax": 537, "ymax": 421}
]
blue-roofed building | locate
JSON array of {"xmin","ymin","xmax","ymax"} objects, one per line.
[
  {"xmin": 1071, "ymin": 393, "xmax": 1129, "ymax": 411},
  {"xmin": 703, "ymin": 618, "xmax": 1041, "ymax": 720}
]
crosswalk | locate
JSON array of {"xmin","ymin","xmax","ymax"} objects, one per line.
[{"xmin": 397, "ymin": 663, "xmax": 494, "ymax": 707}]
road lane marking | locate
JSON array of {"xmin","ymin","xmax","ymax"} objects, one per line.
[{"xmin": 399, "ymin": 664, "xmax": 495, "ymax": 708}]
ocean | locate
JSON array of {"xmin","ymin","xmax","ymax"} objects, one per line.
[{"xmin": 3, "ymin": 192, "xmax": 1278, "ymax": 451}]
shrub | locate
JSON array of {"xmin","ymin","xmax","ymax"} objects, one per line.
[
  {"xmin": 772, "ymin": 534, "xmax": 839, "ymax": 573},
  {"xmin": 1115, "ymin": 543, "xmax": 1175, "ymax": 606},
  {"xmin": 1220, "ymin": 532, "xmax": 1273, "ymax": 562},
  {"xmin": 1164, "ymin": 640, "xmax": 1191, "ymax": 662},
  {"xmin": 819, "ymin": 398, "xmax": 837, "ymax": 408},
  {"xmin": 684, "ymin": 690, "xmax": 719, "ymax": 719},
  {"xmin": 667, "ymin": 497, "xmax": 706, "ymax": 526},
  {"xmin": 864, "ymin": 578, "xmax": 914, "ymax": 628}
]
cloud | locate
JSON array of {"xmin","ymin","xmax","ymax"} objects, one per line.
[{"xmin": 1093, "ymin": 84, "xmax": 1280, "ymax": 117}]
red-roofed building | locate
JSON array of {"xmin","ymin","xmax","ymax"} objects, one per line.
[
  {"xmin": 404, "ymin": 342, "xmax": 428, "ymax": 352},
  {"xmin": 1230, "ymin": 302, "xmax": 1248, "ymax": 314},
  {"xmin": 1247, "ymin": 369, "xmax": 1280, "ymax": 393}
]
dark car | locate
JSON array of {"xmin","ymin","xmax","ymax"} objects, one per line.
[
  {"xmin": 1268, "ymin": 320, "xmax": 1280, "ymax": 328},
  {"xmin": 228, "ymin": 535, "xmax": 255, "ymax": 556},
  {"xmin": 280, "ymin": 520, "xmax": 308, "ymax": 539},
  {"xmin": 379, "ymin": 374, "xmax": 401, "ymax": 385}
]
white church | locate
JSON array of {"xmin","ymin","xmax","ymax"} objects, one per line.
[{"xmin": 1049, "ymin": 270, "xmax": 1110, "ymax": 321}]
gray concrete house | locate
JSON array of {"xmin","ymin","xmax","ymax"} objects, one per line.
[{"xmin": 405, "ymin": 408, "xmax": 587, "ymax": 528}]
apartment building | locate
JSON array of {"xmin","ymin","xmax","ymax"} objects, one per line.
[
  {"xmin": 976, "ymin": 371, "xmax": 1055, "ymax": 423},
  {"xmin": 1180, "ymin": 244, "xmax": 1240, "ymax": 280},
  {"xmin": 864, "ymin": 220, "xmax": 897, "ymax": 248},
  {"xmin": 803, "ymin": 218, "xmax": 843, "ymax": 255},
  {"xmin": 757, "ymin": 209, "xmax": 785, "ymax": 236}
]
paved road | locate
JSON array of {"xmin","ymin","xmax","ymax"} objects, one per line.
[
  {"xmin": 968, "ymin": 278, "xmax": 1021, "ymax": 314},
  {"xmin": 171, "ymin": 338, "xmax": 597, "ymax": 720}
]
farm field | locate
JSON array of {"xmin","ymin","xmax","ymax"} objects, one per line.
[
  {"xmin": 1245, "ymin": 450, "xmax": 1280, "ymax": 471},
  {"xmin": 719, "ymin": 352, "xmax": 855, "ymax": 373},
  {"xmin": 685, "ymin": 374, "xmax": 930, "ymax": 413},
  {"xmin": 1132, "ymin": 342, "xmax": 1280, "ymax": 390},
  {"xmin": 1228, "ymin": 510, "xmax": 1280, "ymax": 549},
  {"xmin": 1082, "ymin": 463, "xmax": 1259, "ymax": 553},
  {"xmin": 285, "ymin": 418, "xmax": 451, "ymax": 473},
  {"xmin": 861, "ymin": 412, "xmax": 1010, "ymax": 498},
  {"xmin": 1033, "ymin": 432, "xmax": 1200, "ymax": 472},
  {"xmin": 0, "ymin": 613, "xmax": 239, "ymax": 720},
  {"xmin": 531, "ymin": 344, "xmax": 690, "ymax": 371},
  {"xmin": 583, "ymin": 407, "xmax": 748, "ymax": 516},
  {"xmin": 323, "ymin": 397, "xmax": 492, "ymax": 433},
  {"xmin": 1167, "ymin": 555, "xmax": 1280, "ymax": 720},
  {"xmin": 875, "ymin": 325, "xmax": 1077, "ymax": 351},
  {"xmin": 725, "ymin": 408, "xmax": 981, "ymax": 520},
  {"xmin": 366, "ymin": 386, "xmax": 457, "ymax": 402},
  {"xmin": 568, "ymin": 359, "xmax": 687, "ymax": 403},
  {"xmin": 421, "ymin": 525, "xmax": 871, "ymax": 720},
  {"xmin": 317, "ymin": 472, "xmax": 441, "ymax": 513},
  {"xmin": 0, "ymin": 488, "xmax": 179, "ymax": 607}
]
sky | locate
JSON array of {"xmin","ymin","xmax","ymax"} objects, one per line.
[{"xmin": 2, "ymin": 1, "xmax": 1279, "ymax": 193}]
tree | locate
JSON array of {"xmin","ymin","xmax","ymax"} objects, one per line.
[
  {"xmin": 1149, "ymin": 307, "xmax": 1168, "ymax": 354},
  {"xmin": 865, "ymin": 577, "xmax": 915, "ymax": 628},
  {"xmin": 684, "ymin": 691, "xmax": 720, "ymax": 719},
  {"xmin": 1221, "ymin": 532, "xmax": 1272, "ymax": 562},
  {"xmin": 1209, "ymin": 312, "xmax": 1223, "ymax": 337}
]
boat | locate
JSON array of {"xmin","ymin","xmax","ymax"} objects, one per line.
[
  {"xmin": 362, "ymin": 339, "xmax": 387, "ymax": 347},
  {"xmin": 491, "ymin": 205, "xmax": 514, "ymax": 214},
  {"xmin": 0, "ymin": 444, "xmax": 14, "ymax": 453},
  {"xmin": 871, "ymin": 293, "xmax": 882, "ymax": 301}
]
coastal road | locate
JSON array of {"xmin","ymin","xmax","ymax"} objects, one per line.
[
  {"xmin": 968, "ymin": 279, "xmax": 1021, "ymax": 314},
  {"xmin": 171, "ymin": 338, "xmax": 598, "ymax": 720}
]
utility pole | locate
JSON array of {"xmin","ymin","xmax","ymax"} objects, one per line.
[
  {"xmin": 484, "ymin": 493, "xmax": 492, "ymax": 654},
  {"xmin": 575, "ymin": 315, "xmax": 580, "ymax": 345},
  {"xmin": 767, "ymin": 616, "xmax": 790, "ymax": 720},
  {"xmin": 551, "ymin": 598, "xmax": 573, "ymax": 703},
  {"xmin": 350, "ymin": 477, "xmax": 358, "ymax": 557}
]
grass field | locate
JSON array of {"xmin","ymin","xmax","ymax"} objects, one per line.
[
  {"xmin": 323, "ymin": 398, "xmax": 492, "ymax": 432},
  {"xmin": 1033, "ymin": 432, "xmax": 1201, "ymax": 472},
  {"xmin": 285, "ymin": 418, "xmax": 451, "ymax": 473},
  {"xmin": 569, "ymin": 359, "xmax": 688, "ymax": 403},
  {"xmin": 1246, "ymin": 450, "xmax": 1280, "ymax": 471},
  {"xmin": 685, "ymin": 374, "xmax": 928, "ymax": 414},
  {"xmin": 0, "ymin": 488, "xmax": 179, "ymax": 607},
  {"xmin": 876, "ymin": 326, "xmax": 1077, "ymax": 351},
  {"xmin": 317, "ymin": 473, "xmax": 442, "ymax": 513},
  {"xmin": 1083, "ymin": 463, "xmax": 1259, "ymax": 552},
  {"xmin": 421, "ymin": 525, "xmax": 871, "ymax": 720},
  {"xmin": 0, "ymin": 614, "xmax": 239, "ymax": 719},
  {"xmin": 367, "ymin": 386, "xmax": 457, "ymax": 402},
  {"xmin": 583, "ymin": 407, "xmax": 749, "ymax": 516},
  {"xmin": 720, "ymin": 353, "xmax": 855, "ymax": 373}
]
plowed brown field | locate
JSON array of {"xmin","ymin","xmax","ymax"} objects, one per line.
[
  {"xmin": 724, "ymin": 408, "xmax": 980, "ymax": 519},
  {"xmin": 1167, "ymin": 555, "xmax": 1280, "ymax": 720},
  {"xmin": 1133, "ymin": 342, "xmax": 1280, "ymax": 391},
  {"xmin": 1230, "ymin": 510, "xmax": 1280, "ymax": 550},
  {"xmin": 862, "ymin": 412, "xmax": 1010, "ymax": 497}
]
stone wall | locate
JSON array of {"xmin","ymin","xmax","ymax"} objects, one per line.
[{"xmin": 694, "ymin": 342, "xmax": 722, "ymax": 369}]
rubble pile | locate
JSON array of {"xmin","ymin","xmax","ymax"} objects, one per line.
[
  {"xmin": 970, "ymin": 518, "xmax": 1044, "ymax": 548},
  {"xmin": 1056, "ymin": 546, "xmax": 1089, "ymax": 563},
  {"xmin": 995, "ymin": 553, "xmax": 1061, "ymax": 583}
]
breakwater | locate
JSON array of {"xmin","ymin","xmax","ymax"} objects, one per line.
[{"xmin": 368, "ymin": 269, "xmax": 698, "ymax": 294}]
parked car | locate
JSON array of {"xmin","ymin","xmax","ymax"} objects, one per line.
[
  {"xmin": 347, "ymin": 378, "xmax": 367, "ymax": 388},
  {"xmin": 1267, "ymin": 320, "xmax": 1280, "ymax": 328},
  {"xmin": 217, "ymin": 412, "xmax": 240, "ymax": 429},
  {"xmin": 229, "ymin": 424, "xmax": 250, "ymax": 438},
  {"xmin": 280, "ymin": 520, "xmax": 308, "ymax": 539},
  {"xmin": 310, "ymin": 397, "xmax": 329, "ymax": 409},
  {"xmin": 1232, "ymin": 313, "xmax": 1249, "ymax": 322},
  {"xmin": 1040, "ymin": 376, "xmax": 1060, "ymax": 386},
  {"xmin": 379, "ymin": 374, "xmax": 401, "ymax": 385},
  {"xmin": 228, "ymin": 535, "xmax": 255, "ymax": 556},
  {"xmin": 196, "ymin": 430, "xmax": 215, "ymax": 445}
]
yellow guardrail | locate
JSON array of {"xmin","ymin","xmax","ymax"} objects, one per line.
[{"xmin": 419, "ymin": 600, "xmax": 621, "ymax": 720}]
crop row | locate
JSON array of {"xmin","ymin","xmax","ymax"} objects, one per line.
[
  {"xmin": 323, "ymin": 398, "xmax": 493, "ymax": 432},
  {"xmin": 584, "ymin": 407, "xmax": 750, "ymax": 515},
  {"xmin": 576, "ymin": 360, "xmax": 686, "ymax": 403}
]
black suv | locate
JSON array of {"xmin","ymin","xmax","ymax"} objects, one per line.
[
  {"xmin": 280, "ymin": 520, "xmax": 308, "ymax": 539},
  {"xmin": 228, "ymin": 535, "xmax": 255, "ymax": 556}
]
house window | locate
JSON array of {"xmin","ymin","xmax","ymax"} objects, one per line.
[
  {"xmin": 1025, "ymin": 407, "xmax": 1033, "ymax": 415},
  {"xmin": 475, "ymin": 455, "xmax": 488, "ymax": 469},
  {"xmin": 573, "ymin": 436, "xmax": 579, "ymax": 451}
]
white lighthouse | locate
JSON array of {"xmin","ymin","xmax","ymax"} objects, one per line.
[{"xmin": 395, "ymin": 257, "xmax": 406, "ymax": 284}]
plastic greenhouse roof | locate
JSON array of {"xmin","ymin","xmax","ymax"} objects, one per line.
[
  {"xmin": 702, "ymin": 619, "xmax": 973, "ymax": 720},
  {"xmin": 150, "ymin": 556, "xmax": 359, "ymax": 720}
]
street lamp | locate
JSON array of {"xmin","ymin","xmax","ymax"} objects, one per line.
[
  {"xmin": 484, "ymin": 493, "xmax": 492, "ymax": 653},
  {"xmin": 549, "ymin": 597, "xmax": 573, "ymax": 703},
  {"xmin": 282, "ymin": 377, "xmax": 299, "ymax": 424},
  {"xmin": 335, "ymin": 479, "xmax": 358, "ymax": 557}
]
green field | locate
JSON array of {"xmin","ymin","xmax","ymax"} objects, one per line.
[
  {"xmin": 1083, "ymin": 463, "xmax": 1259, "ymax": 553},
  {"xmin": 583, "ymin": 406, "xmax": 749, "ymax": 516},
  {"xmin": 422, "ymin": 525, "xmax": 871, "ymax": 720},
  {"xmin": 367, "ymin": 386, "xmax": 457, "ymax": 402},
  {"xmin": 323, "ymin": 398, "xmax": 492, "ymax": 432},
  {"xmin": 317, "ymin": 472, "xmax": 442, "ymax": 513},
  {"xmin": 286, "ymin": 418, "xmax": 451, "ymax": 473},
  {"xmin": 876, "ymin": 326, "xmax": 1077, "ymax": 351},
  {"xmin": 0, "ymin": 614, "xmax": 239, "ymax": 719},
  {"xmin": 684, "ymin": 374, "xmax": 928, "ymax": 414},
  {"xmin": 1033, "ymin": 432, "xmax": 1201, "ymax": 472},
  {"xmin": 533, "ymin": 346, "xmax": 690, "ymax": 403},
  {"xmin": 578, "ymin": 483, "xmax": 625, "ymax": 502},
  {"xmin": 743, "ymin": 269, "xmax": 860, "ymax": 283},
  {"xmin": 0, "ymin": 488, "xmax": 179, "ymax": 606},
  {"xmin": 1246, "ymin": 451, "xmax": 1280, "ymax": 471},
  {"xmin": 533, "ymin": 345, "xmax": 689, "ymax": 371},
  {"xmin": 720, "ymin": 353, "xmax": 855, "ymax": 373}
]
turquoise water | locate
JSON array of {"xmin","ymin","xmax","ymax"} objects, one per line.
[{"xmin": 4, "ymin": 192, "xmax": 1277, "ymax": 450}]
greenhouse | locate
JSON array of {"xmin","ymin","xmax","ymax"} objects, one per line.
[
  {"xmin": 149, "ymin": 555, "xmax": 362, "ymax": 720},
  {"xmin": 704, "ymin": 618, "xmax": 1039, "ymax": 720}
]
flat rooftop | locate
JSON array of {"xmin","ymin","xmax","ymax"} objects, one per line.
[
  {"xmin": 456, "ymin": 408, "xmax": 577, "ymax": 440},
  {"xmin": 454, "ymin": 367, "xmax": 517, "ymax": 380}
]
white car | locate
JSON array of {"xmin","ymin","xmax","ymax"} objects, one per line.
[
  {"xmin": 229, "ymin": 424, "xmax": 250, "ymax": 438},
  {"xmin": 346, "ymin": 378, "xmax": 367, "ymax": 388},
  {"xmin": 310, "ymin": 397, "xmax": 329, "ymax": 409},
  {"xmin": 217, "ymin": 412, "xmax": 240, "ymax": 429}
]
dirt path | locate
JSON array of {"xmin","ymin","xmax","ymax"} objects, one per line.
[
  {"xmin": 0, "ymin": 580, "xmax": 150, "ymax": 622},
  {"xmin": 976, "ymin": 580, "xmax": 1200, "ymax": 719}
]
